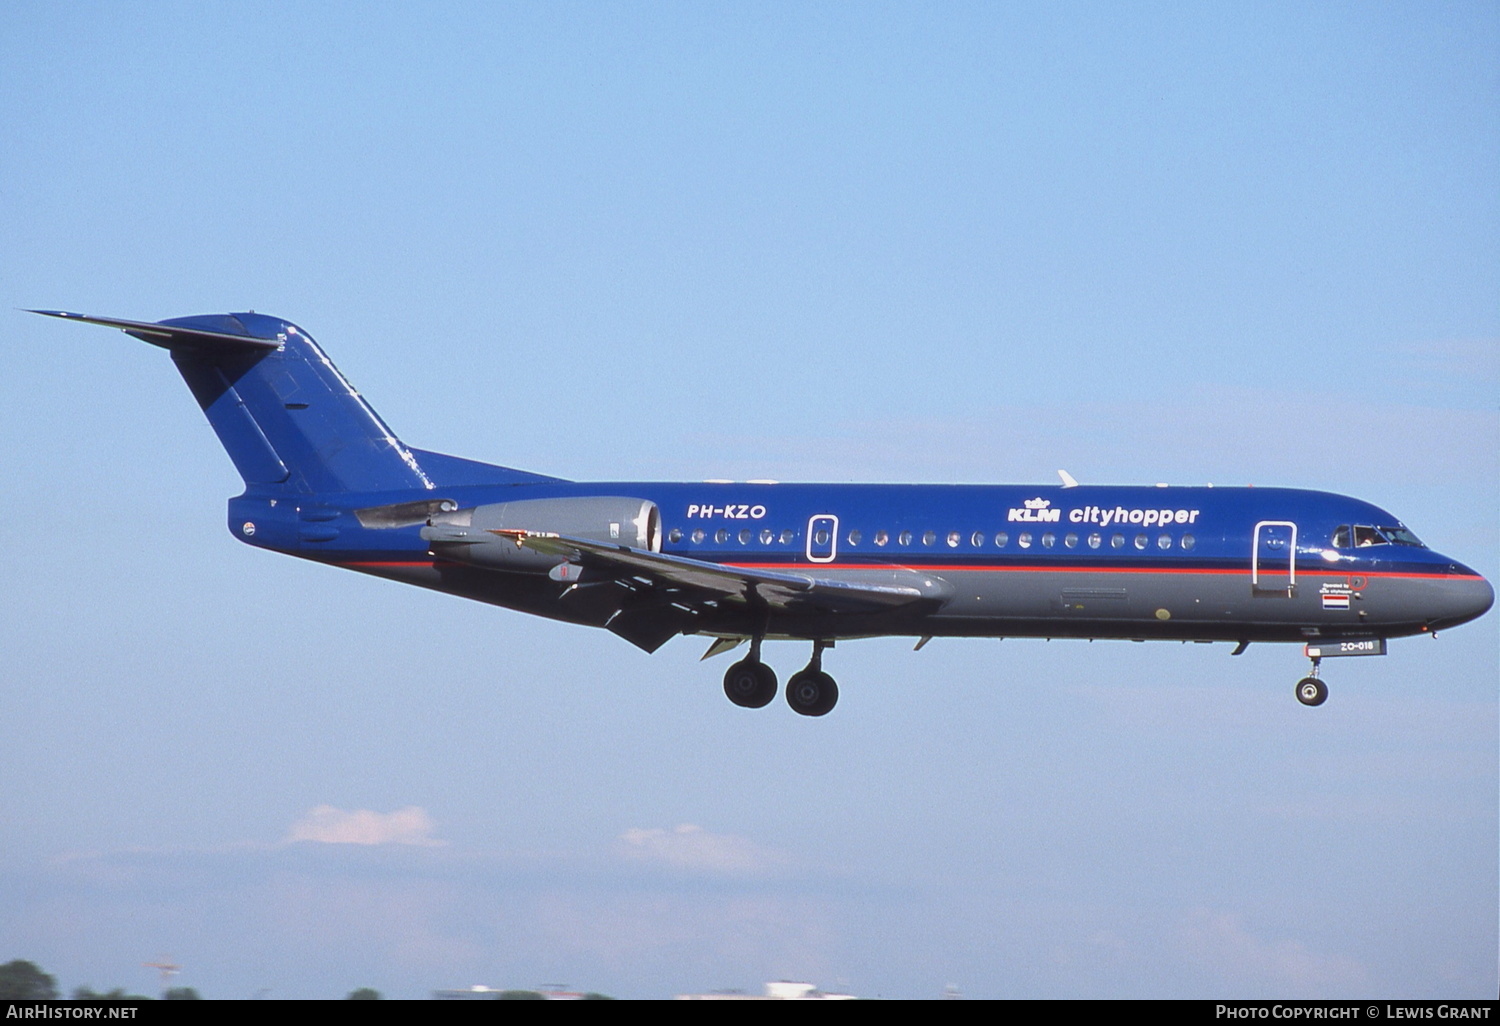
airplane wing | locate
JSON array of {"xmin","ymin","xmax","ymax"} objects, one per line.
[{"xmin": 492, "ymin": 529, "xmax": 937, "ymax": 614}]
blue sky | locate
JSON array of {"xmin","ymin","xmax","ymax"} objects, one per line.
[{"xmin": 1, "ymin": 1, "xmax": 1495, "ymax": 999}]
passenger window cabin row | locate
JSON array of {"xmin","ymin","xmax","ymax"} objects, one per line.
[{"xmin": 666, "ymin": 526, "xmax": 1198, "ymax": 552}]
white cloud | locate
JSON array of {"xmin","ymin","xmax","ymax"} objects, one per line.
[
  {"xmin": 618, "ymin": 824, "xmax": 786, "ymax": 875},
  {"xmin": 285, "ymin": 805, "xmax": 444, "ymax": 847}
]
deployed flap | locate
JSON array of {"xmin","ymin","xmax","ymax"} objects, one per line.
[
  {"xmin": 492, "ymin": 529, "xmax": 938, "ymax": 614},
  {"xmin": 604, "ymin": 606, "xmax": 691, "ymax": 653},
  {"xmin": 29, "ymin": 310, "xmax": 281, "ymax": 352}
]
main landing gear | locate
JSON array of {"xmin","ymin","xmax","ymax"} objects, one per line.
[
  {"xmin": 1295, "ymin": 656, "xmax": 1327, "ymax": 707},
  {"xmin": 723, "ymin": 638, "xmax": 777, "ymax": 709},
  {"xmin": 721, "ymin": 639, "xmax": 839, "ymax": 717},
  {"xmin": 785, "ymin": 640, "xmax": 838, "ymax": 717}
]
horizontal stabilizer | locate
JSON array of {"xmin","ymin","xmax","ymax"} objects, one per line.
[
  {"xmin": 33, "ymin": 307, "xmax": 567, "ymax": 495},
  {"xmin": 28, "ymin": 310, "xmax": 281, "ymax": 352}
]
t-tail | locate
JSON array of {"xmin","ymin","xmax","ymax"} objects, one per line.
[{"xmin": 30, "ymin": 310, "xmax": 556, "ymax": 495}]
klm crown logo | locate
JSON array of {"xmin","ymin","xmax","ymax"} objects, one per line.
[{"xmin": 1009, "ymin": 497, "xmax": 1061, "ymax": 523}]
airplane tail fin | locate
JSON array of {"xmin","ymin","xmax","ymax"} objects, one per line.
[{"xmin": 32, "ymin": 310, "xmax": 552, "ymax": 495}]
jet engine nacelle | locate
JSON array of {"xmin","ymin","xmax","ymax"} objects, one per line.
[{"xmin": 420, "ymin": 496, "xmax": 661, "ymax": 572}]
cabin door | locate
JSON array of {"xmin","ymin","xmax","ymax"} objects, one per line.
[{"xmin": 1251, "ymin": 520, "xmax": 1298, "ymax": 596}]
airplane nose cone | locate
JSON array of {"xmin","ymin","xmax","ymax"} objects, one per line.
[{"xmin": 1429, "ymin": 563, "xmax": 1494, "ymax": 630}]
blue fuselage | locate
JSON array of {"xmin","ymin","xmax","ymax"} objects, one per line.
[
  {"xmin": 34, "ymin": 308, "xmax": 1491, "ymax": 667},
  {"xmin": 227, "ymin": 478, "xmax": 1493, "ymax": 647}
]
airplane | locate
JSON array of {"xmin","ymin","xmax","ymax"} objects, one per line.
[{"xmin": 33, "ymin": 309, "xmax": 1494, "ymax": 716}]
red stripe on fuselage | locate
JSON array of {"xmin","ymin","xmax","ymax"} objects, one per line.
[{"xmin": 727, "ymin": 562, "xmax": 1473, "ymax": 581}]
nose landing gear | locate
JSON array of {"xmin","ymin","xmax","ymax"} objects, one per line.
[
  {"xmin": 1295, "ymin": 656, "xmax": 1327, "ymax": 707},
  {"xmin": 1293, "ymin": 639, "xmax": 1388, "ymax": 706}
]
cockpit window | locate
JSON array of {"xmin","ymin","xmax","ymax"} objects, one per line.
[
  {"xmin": 1337, "ymin": 523, "xmax": 1427, "ymax": 549},
  {"xmin": 1379, "ymin": 525, "xmax": 1424, "ymax": 547}
]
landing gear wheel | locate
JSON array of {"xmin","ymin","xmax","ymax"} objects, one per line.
[
  {"xmin": 1295, "ymin": 676, "xmax": 1328, "ymax": 707},
  {"xmin": 786, "ymin": 670, "xmax": 839, "ymax": 717},
  {"xmin": 723, "ymin": 659, "xmax": 777, "ymax": 708}
]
